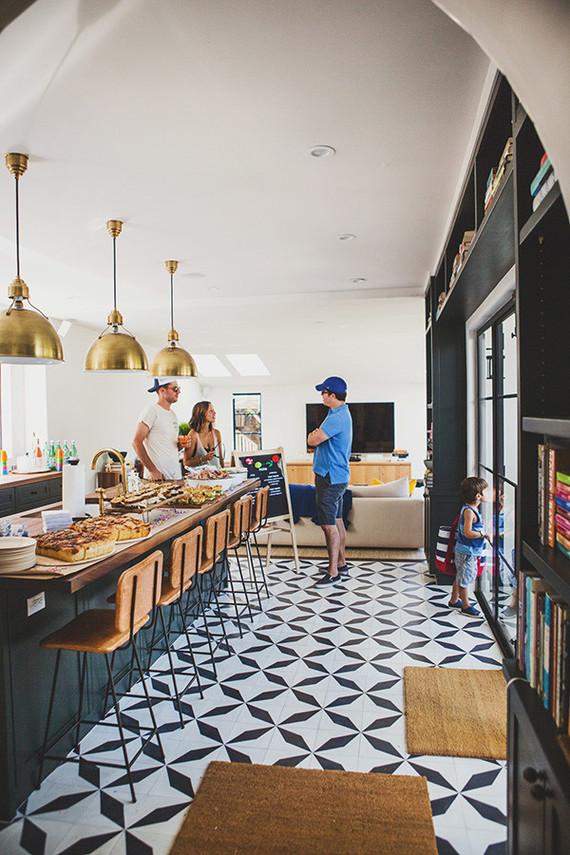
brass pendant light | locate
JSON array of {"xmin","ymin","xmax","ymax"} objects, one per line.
[
  {"xmin": 0, "ymin": 153, "xmax": 64, "ymax": 364},
  {"xmin": 148, "ymin": 260, "xmax": 197, "ymax": 377},
  {"xmin": 85, "ymin": 220, "xmax": 148, "ymax": 371}
]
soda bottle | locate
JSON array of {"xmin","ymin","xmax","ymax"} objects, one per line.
[
  {"xmin": 63, "ymin": 441, "xmax": 71, "ymax": 464},
  {"xmin": 71, "ymin": 440, "xmax": 78, "ymax": 458},
  {"xmin": 55, "ymin": 442, "xmax": 64, "ymax": 472},
  {"xmin": 48, "ymin": 441, "xmax": 56, "ymax": 470},
  {"xmin": 1, "ymin": 449, "xmax": 8, "ymax": 475}
]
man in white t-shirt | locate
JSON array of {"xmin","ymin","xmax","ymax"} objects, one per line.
[{"xmin": 132, "ymin": 377, "xmax": 181, "ymax": 480}]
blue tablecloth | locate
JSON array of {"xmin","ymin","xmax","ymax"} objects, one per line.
[{"xmin": 289, "ymin": 483, "xmax": 352, "ymax": 527}]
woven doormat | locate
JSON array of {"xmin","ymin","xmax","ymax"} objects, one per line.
[
  {"xmin": 169, "ymin": 761, "xmax": 437, "ymax": 855},
  {"xmin": 404, "ymin": 667, "xmax": 507, "ymax": 759}
]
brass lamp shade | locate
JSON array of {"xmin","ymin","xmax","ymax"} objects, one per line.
[
  {"xmin": 0, "ymin": 304, "xmax": 64, "ymax": 364},
  {"xmin": 148, "ymin": 342, "xmax": 197, "ymax": 377},
  {"xmin": 85, "ymin": 327, "xmax": 148, "ymax": 372}
]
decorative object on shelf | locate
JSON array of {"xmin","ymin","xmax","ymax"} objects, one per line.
[
  {"xmin": 148, "ymin": 260, "xmax": 197, "ymax": 377},
  {"xmin": 484, "ymin": 136, "xmax": 513, "ymax": 213},
  {"xmin": 531, "ymin": 152, "xmax": 556, "ymax": 212},
  {"xmin": 84, "ymin": 221, "xmax": 148, "ymax": 371},
  {"xmin": 0, "ymin": 153, "xmax": 64, "ymax": 365}
]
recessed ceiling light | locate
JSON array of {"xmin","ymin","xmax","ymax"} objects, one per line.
[
  {"xmin": 338, "ymin": 234, "xmax": 356, "ymax": 241},
  {"xmin": 307, "ymin": 145, "xmax": 336, "ymax": 159},
  {"xmin": 351, "ymin": 277, "xmax": 367, "ymax": 284}
]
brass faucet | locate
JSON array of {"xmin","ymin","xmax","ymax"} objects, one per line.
[{"xmin": 91, "ymin": 448, "xmax": 128, "ymax": 497}]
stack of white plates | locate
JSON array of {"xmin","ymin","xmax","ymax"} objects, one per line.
[{"xmin": 0, "ymin": 537, "xmax": 37, "ymax": 573}]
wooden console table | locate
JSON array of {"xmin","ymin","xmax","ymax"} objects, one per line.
[{"xmin": 286, "ymin": 460, "xmax": 411, "ymax": 486}]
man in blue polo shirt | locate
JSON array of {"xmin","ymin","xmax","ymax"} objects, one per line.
[{"xmin": 308, "ymin": 376, "xmax": 353, "ymax": 586}]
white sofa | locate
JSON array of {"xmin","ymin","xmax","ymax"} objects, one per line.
[{"xmin": 257, "ymin": 485, "xmax": 425, "ymax": 549}]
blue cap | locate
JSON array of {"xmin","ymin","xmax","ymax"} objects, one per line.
[
  {"xmin": 315, "ymin": 376, "xmax": 347, "ymax": 395},
  {"xmin": 147, "ymin": 377, "xmax": 176, "ymax": 393}
]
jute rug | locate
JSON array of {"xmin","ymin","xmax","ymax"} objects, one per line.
[
  {"xmin": 169, "ymin": 761, "xmax": 437, "ymax": 855},
  {"xmin": 238, "ymin": 545, "xmax": 426, "ymax": 561},
  {"xmin": 404, "ymin": 667, "xmax": 507, "ymax": 759}
]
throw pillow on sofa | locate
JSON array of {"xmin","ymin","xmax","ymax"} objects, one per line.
[
  {"xmin": 350, "ymin": 477, "xmax": 410, "ymax": 498},
  {"xmin": 371, "ymin": 476, "xmax": 417, "ymax": 495}
]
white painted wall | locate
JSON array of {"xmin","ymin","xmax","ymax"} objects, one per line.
[
  {"xmin": 204, "ymin": 297, "xmax": 426, "ymax": 479},
  {"xmin": 43, "ymin": 322, "xmax": 203, "ymax": 491}
]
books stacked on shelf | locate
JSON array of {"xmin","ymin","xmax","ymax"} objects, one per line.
[
  {"xmin": 537, "ymin": 443, "xmax": 570, "ymax": 548},
  {"xmin": 484, "ymin": 137, "xmax": 513, "ymax": 213},
  {"xmin": 519, "ymin": 571, "xmax": 570, "ymax": 732},
  {"xmin": 555, "ymin": 472, "xmax": 570, "ymax": 559},
  {"xmin": 531, "ymin": 151, "xmax": 557, "ymax": 211},
  {"xmin": 447, "ymin": 230, "xmax": 475, "ymax": 291},
  {"xmin": 435, "ymin": 290, "xmax": 446, "ymax": 319}
]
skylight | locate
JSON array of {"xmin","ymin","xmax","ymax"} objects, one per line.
[
  {"xmin": 226, "ymin": 353, "xmax": 270, "ymax": 376},
  {"xmin": 193, "ymin": 355, "xmax": 231, "ymax": 377}
]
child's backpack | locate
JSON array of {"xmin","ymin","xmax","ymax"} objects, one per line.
[
  {"xmin": 434, "ymin": 510, "xmax": 486, "ymax": 577},
  {"xmin": 434, "ymin": 513, "xmax": 460, "ymax": 576}
]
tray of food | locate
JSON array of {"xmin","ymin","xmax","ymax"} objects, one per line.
[
  {"xmin": 34, "ymin": 513, "xmax": 153, "ymax": 565},
  {"xmin": 169, "ymin": 484, "xmax": 224, "ymax": 507},
  {"xmin": 109, "ymin": 482, "xmax": 186, "ymax": 512},
  {"xmin": 184, "ymin": 467, "xmax": 248, "ymax": 489}
]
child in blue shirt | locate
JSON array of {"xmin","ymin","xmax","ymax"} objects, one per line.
[{"xmin": 449, "ymin": 476, "xmax": 490, "ymax": 616}]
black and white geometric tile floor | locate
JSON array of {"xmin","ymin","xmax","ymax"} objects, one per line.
[{"xmin": 0, "ymin": 559, "xmax": 506, "ymax": 855}]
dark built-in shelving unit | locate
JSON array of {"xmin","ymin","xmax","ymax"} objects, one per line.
[{"xmin": 425, "ymin": 71, "xmax": 570, "ymax": 854}]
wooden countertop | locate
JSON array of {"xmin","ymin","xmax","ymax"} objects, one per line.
[
  {"xmin": 0, "ymin": 478, "xmax": 260, "ymax": 593},
  {"xmin": 0, "ymin": 471, "xmax": 62, "ymax": 488}
]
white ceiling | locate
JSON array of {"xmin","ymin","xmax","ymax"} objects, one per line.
[{"xmin": 0, "ymin": 0, "xmax": 491, "ymax": 383}]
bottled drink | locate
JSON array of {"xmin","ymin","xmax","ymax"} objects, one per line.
[
  {"xmin": 48, "ymin": 442, "xmax": 56, "ymax": 470},
  {"xmin": 55, "ymin": 442, "xmax": 64, "ymax": 472},
  {"xmin": 1, "ymin": 450, "xmax": 8, "ymax": 475},
  {"xmin": 63, "ymin": 441, "xmax": 71, "ymax": 464},
  {"xmin": 71, "ymin": 440, "xmax": 78, "ymax": 458}
]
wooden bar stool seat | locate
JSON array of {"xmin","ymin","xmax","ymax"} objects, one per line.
[
  {"xmin": 38, "ymin": 551, "xmax": 165, "ymax": 802},
  {"xmin": 145, "ymin": 528, "xmax": 205, "ymax": 723},
  {"xmin": 227, "ymin": 494, "xmax": 256, "ymax": 618},
  {"xmin": 196, "ymin": 508, "xmax": 242, "ymax": 645},
  {"xmin": 244, "ymin": 485, "xmax": 270, "ymax": 599}
]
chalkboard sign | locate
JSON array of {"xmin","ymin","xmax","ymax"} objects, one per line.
[{"xmin": 232, "ymin": 447, "xmax": 292, "ymax": 520}]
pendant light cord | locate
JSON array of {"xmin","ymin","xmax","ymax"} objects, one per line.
[
  {"xmin": 170, "ymin": 272, "xmax": 174, "ymax": 330},
  {"xmin": 113, "ymin": 236, "xmax": 117, "ymax": 310},
  {"xmin": 14, "ymin": 174, "xmax": 20, "ymax": 277}
]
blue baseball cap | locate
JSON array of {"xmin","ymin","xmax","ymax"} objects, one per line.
[{"xmin": 315, "ymin": 376, "xmax": 347, "ymax": 395}]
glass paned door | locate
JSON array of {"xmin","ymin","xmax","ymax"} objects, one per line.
[
  {"xmin": 233, "ymin": 393, "xmax": 262, "ymax": 453},
  {"xmin": 476, "ymin": 304, "xmax": 518, "ymax": 654}
]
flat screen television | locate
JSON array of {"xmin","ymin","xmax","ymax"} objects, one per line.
[{"xmin": 305, "ymin": 402, "xmax": 394, "ymax": 454}]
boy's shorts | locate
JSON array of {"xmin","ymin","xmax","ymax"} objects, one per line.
[
  {"xmin": 454, "ymin": 551, "xmax": 478, "ymax": 586},
  {"xmin": 315, "ymin": 473, "xmax": 348, "ymax": 526}
]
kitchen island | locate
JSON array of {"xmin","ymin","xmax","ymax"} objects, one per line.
[{"xmin": 0, "ymin": 478, "xmax": 259, "ymax": 820}]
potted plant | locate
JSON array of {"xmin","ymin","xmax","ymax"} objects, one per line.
[{"xmin": 178, "ymin": 421, "xmax": 191, "ymax": 448}]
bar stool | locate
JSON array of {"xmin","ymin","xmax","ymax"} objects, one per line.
[
  {"xmin": 197, "ymin": 508, "xmax": 244, "ymax": 642},
  {"xmin": 245, "ymin": 485, "xmax": 270, "ymax": 598},
  {"xmin": 146, "ymin": 527, "xmax": 204, "ymax": 727},
  {"xmin": 227, "ymin": 494, "xmax": 255, "ymax": 619},
  {"xmin": 38, "ymin": 551, "xmax": 165, "ymax": 802}
]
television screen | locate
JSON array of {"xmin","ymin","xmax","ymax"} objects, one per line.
[{"xmin": 306, "ymin": 402, "xmax": 394, "ymax": 454}]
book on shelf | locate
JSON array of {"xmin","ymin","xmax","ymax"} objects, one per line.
[
  {"xmin": 531, "ymin": 155, "xmax": 552, "ymax": 196},
  {"xmin": 532, "ymin": 170, "xmax": 557, "ymax": 211},
  {"xmin": 484, "ymin": 137, "xmax": 513, "ymax": 212},
  {"xmin": 537, "ymin": 444, "xmax": 570, "ymax": 547},
  {"xmin": 521, "ymin": 570, "xmax": 570, "ymax": 732}
]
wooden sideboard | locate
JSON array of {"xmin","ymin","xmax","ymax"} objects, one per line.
[{"xmin": 286, "ymin": 460, "xmax": 412, "ymax": 486}]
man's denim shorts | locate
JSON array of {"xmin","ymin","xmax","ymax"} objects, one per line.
[{"xmin": 315, "ymin": 472, "xmax": 348, "ymax": 526}]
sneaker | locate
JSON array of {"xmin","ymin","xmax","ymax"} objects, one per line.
[
  {"xmin": 338, "ymin": 564, "xmax": 350, "ymax": 577},
  {"xmin": 501, "ymin": 605, "xmax": 517, "ymax": 619},
  {"xmin": 448, "ymin": 600, "xmax": 462, "ymax": 609},
  {"xmin": 315, "ymin": 573, "xmax": 342, "ymax": 587},
  {"xmin": 461, "ymin": 605, "xmax": 480, "ymax": 617}
]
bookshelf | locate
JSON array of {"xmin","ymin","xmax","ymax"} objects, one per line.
[{"xmin": 426, "ymin": 70, "xmax": 570, "ymax": 853}]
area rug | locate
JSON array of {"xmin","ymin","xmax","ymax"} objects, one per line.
[
  {"xmin": 403, "ymin": 667, "xmax": 507, "ymax": 759},
  {"xmin": 169, "ymin": 761, "xmax": 438, "ymax": 855},
  {"xmin": 238, "ymin": 545, "xmax": 426, "ymax": 561}
]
